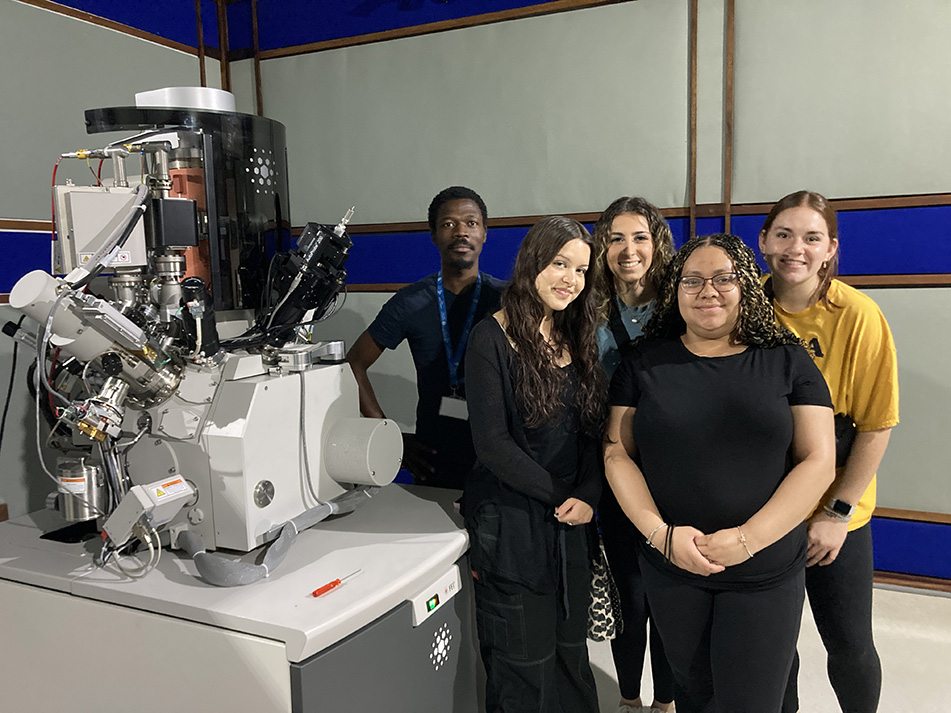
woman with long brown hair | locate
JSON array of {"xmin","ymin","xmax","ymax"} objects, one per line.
[
  {"xmin": 463, "ymin": 216, "xmax": 606, "ymax": 713},
  {"xmin": 592, "ymin": 196, "xmax": 676, "ymax": 713}
]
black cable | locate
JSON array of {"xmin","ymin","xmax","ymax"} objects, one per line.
[{"xmin": 0, "ymin": 316, "xmax": 25, "ymax": 457}]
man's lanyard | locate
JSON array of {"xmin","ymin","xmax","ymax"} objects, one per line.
[{"xmin": 437, "ymin": 271, "xmax": 482, "ymax": 392}]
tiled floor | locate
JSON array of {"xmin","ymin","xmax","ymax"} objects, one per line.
[{"xmin": 587, "ymin": 586, "xmax": 951, "ymax": 713}]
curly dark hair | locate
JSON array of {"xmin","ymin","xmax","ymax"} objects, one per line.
[
  {"xmin": 593, "ymin": 196, "xmax": 675, "ymax": 321},
  {"xmin": 760, "ymin": 190, "xmax": 839, "ymax": 305},
  {"xmin": 644, "ymin": 233, "xmax": 803, "ymax": 349},
  {"xmin": 501, "ymin": 216, "xmax": 606, "ymax": 436},
  {"xmin": 427, "ymin": 186, "xmax": 488, "ymax": 233}
]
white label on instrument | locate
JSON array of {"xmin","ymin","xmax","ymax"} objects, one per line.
[
  {"xmin": 58, "ymin": 476, "xmax": 87, "ymax": 494},
  {"xmin": 80, "ymin": 250, "xmax": 132, "ymax": 265}
]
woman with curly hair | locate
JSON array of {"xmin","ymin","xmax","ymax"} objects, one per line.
[
  {"xmin": 604, "ymin": 234, "xmax": 835, "ymax": 713},
  {"xmin": 592, "ymin": 197, "xmax": 676, "ymax": 713},
  {"xmin": 463, "ymin": 216, "xmax": 606, "ymax": 713},
  {"xmin": 759, "ymin": 191, "xmax": 898, "ymax": 713}
]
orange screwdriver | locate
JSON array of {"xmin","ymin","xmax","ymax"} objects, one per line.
[{"xmin": 311, "ymin": 569, "xmax": 361, "ymax": 597}]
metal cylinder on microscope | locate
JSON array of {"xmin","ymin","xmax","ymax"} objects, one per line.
[{"xmin": 56, "ymin": 459, "xmax": 106, "ymax": 522}]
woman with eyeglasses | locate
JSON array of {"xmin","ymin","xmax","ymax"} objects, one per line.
[
  {"xmin": 759, "ymin": 191, "xmax": 898, "ymax": 713},
  {"xmin": 604, "ymin": 234, "xmax": 835, "ymax": 713},
  {"xmin": 592, "ymin": 197, "xmax": 676, "ymax": 713},
  {"xmin": 463, "ymin": 216, "xmax": 606, "ymax": 713}
]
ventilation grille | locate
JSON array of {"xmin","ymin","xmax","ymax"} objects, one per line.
[
  {"xmin": 246, "ymin": 148, "xmax": 278, "ymax": 195},
  {"xmin": 429, "ymin": 622, "xmax": 453, "ymax": 671}
]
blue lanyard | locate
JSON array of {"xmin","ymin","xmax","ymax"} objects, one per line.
[{"xmin": 437, "ymin": 271, "xmax": 482, "ymax": 391}]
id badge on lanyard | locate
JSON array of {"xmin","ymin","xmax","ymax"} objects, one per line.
[
  {"xmin": 439, "ymin": 395, "xmax": 469, "ymax": 420},
  {"xmin": 437, "ymin": 271, "xmax": 482, "ymax": 421}
]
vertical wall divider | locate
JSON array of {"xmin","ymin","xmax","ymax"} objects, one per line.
[
  {"xmin": 688, "ymin": 0, "xmax": 699, "ymax": 239},
  {"xmin": 216, "ymin": 0, "xmax": 232, "ymax": 92},
  {"xmin": 723, "ymin": 0, "xmax": 735, "ymax": 234},
  {"xmin": 195, "ymin": 0, "xmax": 207, "ymax": 87},
  {"xmin": 252, "ymin": 0, "xmax": 264, "ymax": 116}
]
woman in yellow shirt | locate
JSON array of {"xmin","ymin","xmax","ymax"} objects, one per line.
[{"xmin": 759, "ymin": 190, "xmax": 899, "ymax": 713}]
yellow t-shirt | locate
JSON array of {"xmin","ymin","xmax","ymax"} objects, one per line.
[{"xmin": 768, "ymin": 279, "xmax": 899, "ymax": 530}]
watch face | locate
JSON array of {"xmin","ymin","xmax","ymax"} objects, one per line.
[{"xmin": 830, "ymin": 499, "xmax": 853, "ymax": 516}]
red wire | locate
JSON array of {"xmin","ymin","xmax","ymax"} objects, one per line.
[
  {"xmin": 97, "ymin": 159, "xmax": 104, "ymax": 185},
  {"xmin": 51, "ymin": 157, "xmax": 62, "ymax": 243}
]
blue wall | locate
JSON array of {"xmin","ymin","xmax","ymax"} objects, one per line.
[
  {"xmin": 0, "ymin": 230, "xmax": 54, "ymax": 294},
  {"xmin": 4, "ymin": 204, "xmax": 950, "ymax": 292},
  {"xmin": 340, "ymin": 203, "xmax": 951, "ymax": 286},
  {"xmin": 49, "ymin": 0, "xmax": 560, "ymax": 51},
  {"xmin": 872, "ymin": 517, "xmax": 951, "ymax": 580}
]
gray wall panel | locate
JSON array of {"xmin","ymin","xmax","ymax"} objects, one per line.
[
  {"xmin": 871, "ymin": 288, "xmax": 951, "ymax": 514},
  {"xmin": 261, "ymin": 0, "xmax": 689, "ymax": 225},
  {"xmin": 696, "ymin": 0, "xmax": 726, "ymax": 206},
  {"xmin": 733, "ymin": 0, "xmax": 951, "ymax": 203}
]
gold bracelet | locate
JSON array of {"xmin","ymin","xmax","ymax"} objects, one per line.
[{"xmin": 736, "ymin": 527, "xmax": 754, "ymax": 559}]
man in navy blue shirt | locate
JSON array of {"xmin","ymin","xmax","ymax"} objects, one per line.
[{"xmin": 346, "ymin": 187, "xmax": 506, "ymax": 489}]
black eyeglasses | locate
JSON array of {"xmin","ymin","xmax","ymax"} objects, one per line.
[{"xmin": 679, "ymin": 273, "xmax": 739, "ymax": 294}]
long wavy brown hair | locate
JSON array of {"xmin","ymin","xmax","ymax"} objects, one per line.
[
  {"xmin": 593, "ymin": 196, "xmax": 675, "ymax": 321},
  {"xmin": 501, "ymin": 217, "xmax": 606, "ymax": 436},
  {"xmin": 760, "ymin": 190, "xmax": 839, "ymax": 305},
  {"xmin": 644, "ymin": 233, "xmax": 803, "ymax": 349}
]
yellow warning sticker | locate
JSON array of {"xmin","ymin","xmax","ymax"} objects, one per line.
[{"xmin": 151, "ymin": 477, "xmax": 189, "ymax": 499}]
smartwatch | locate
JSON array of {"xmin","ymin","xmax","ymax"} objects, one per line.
[{"xmin": 827, "ymin": 498, "xmax": 855, "ymax": 519}]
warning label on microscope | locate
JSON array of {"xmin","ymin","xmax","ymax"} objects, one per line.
[{"xmin": 152, "ymin": 477, "xmax": 188, "ymax": 499}]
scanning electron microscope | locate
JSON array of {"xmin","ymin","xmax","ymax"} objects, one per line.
[{"xmin": 0, "ymin": 88, "xmax": 478, "ymax": 712}]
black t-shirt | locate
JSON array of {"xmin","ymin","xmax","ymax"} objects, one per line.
[
  {"xmin": 368, "ymin": 272, "xmax": 505, "ymax": 466},
  {"xmin": 610, "ymin": 337, "xmax": 832, "ymax": 587}
]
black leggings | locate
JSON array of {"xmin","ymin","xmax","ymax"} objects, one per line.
[
  {"xmin": 600, "ymin": 501, "xmax": 675, "ymax": 704},
  {"xmin": 642, "ymin": 557, "xmax": 805, "ymax": 713},
  {"xmin": 782, "ymin": 523, "xmax": 881, "ymax": 713}
]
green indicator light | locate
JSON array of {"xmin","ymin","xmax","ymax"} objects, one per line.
[{"xmin": 427, "ymin": 595, "xmax": 440, "ymax": 611}]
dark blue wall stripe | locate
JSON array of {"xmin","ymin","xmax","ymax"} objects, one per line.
[
  {"xmin": 871, "ymin": 517, "xmax": 951, "ymax": 580},
  {"xmin": 345, "ymin": 204, "xmax": 951, "ymax": 284},
  {"xmin": 227, "ymin": 1, "xmax": 253, "ymax": 52},
  {"xmin": 346, "ymin": 225, "xmax": 529, "ymax": 284},
  {"xmin": 670, "ymin": 207, "xmax": 951, "ymax": 276},
  {"xmin": 50, "ymin": 0, "xmax": 558, "ymax": 51},
  {"xmin": 256, "ymin": 0, "xmax": 554, "ymax": 51},
  {"xmin": 5, "ymin": 203, "xmax": 951, "ymax": 291},
  {"xmin": 0, "ymin": 231, "xmax": 52, "ymax": 295},
  {"xmin": 732, "ymin": 208, "xmax": 951, "ymax": 275},
  {"xmin": 52, "ymin": 0, "xmax": 211, "ymax": 48}
]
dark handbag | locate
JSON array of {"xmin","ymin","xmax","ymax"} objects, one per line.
[
  {"xmin": 834, "ymin": 413, "xmax": 857, "ymax": 468},
  {"xmin": 587, "ymin": 538, "xmax": 624, "ymax": 641}
]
